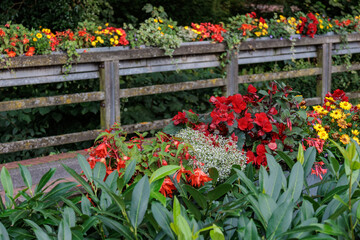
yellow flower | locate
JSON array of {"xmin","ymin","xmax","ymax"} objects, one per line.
[
  {"xmin": 105, "ymin": 23, "xmax": 109, "ymax": 26},
  {"xmin": 340, "ymin": 134, "xmax": 350, "ymax": 145},
  {"xmin": 159, "ymin": 19, "xmax": 163, "ymax": 23},
  {"xmin": 276, "ymin": 20, "xmax": 281, "ymax": 23},
  {"xmin": 161, "ymin": 32, "xmax": 164, "ymax": 35},
  {"xmin": 318, "ymin": 131, "xmax": 329, "ymax": 140},
  {"xmin": 98, "ymin": 26, "xmax": 102, "ymax": 30},
  {"xmin": 114, "ymin": 35, "xmax": 118, "ymax": 40},
  {"xmin": 320, "ymin": 24, "xmax": 324, "ymax": 29},
  {"xmin": 296, "ymin": 30, "xmax": 300, "ymax": 34},
  {"xmin": 114, "ymin": 40, "xmax": 119, "ymax": 45},
  {"xmin": 47, "ymin": 35, "xmax": 51, "ymax": 39},
  {"xmin": 110, "ymin": 38, "xmax": 114, "ymax": 42},
  {"xmin": 330, "ymin": 109, "xmax": 343, "ymax": 119},
  {"xmin": 99, "ymin": 39, "xmax": 104, "ymax": 44},
  {"xmin": 325, "ymin": 97, "xmax": 334, "ymax": 102},
  {"xmin": 157, "ymin": 27, "xmax": 161, "ymax": 31},
  {"xmin": 254, "ymin": 32, "xmax": 261, "ymax": 37},
  {"xmin": 319, "ymin": 19, "xmax": 323, "ymax": 23},
  {"xmin": 329, "ymin": 24, "xmax": 333, "ymax": 28},
  {"xmin": 264, "ymin": 23, "xmax": 268, "ymax": 28},
  {"xmin": 33, "ymin": 37, "xmax": 37, "ymax": 42},
  {"xmin": 340, "ymin": 101, "xmax": 352, "ymax": 110},
  {"xmin": 352, "ymin": 129, "xmax": 359, "ymax": 136},
  {"xmin": 357, "ymin": 104, "xmax": 360, "ymax": 109},
  {"xmin": 96, "ymin": 36, "xmax": 102, "ymax": 41},
  {"xmin": 168, "ymin": 25, "xmax": 173, "ymax": 29},
  {"xmin": 330, "ymin": 105, "xmax": 336, "ymax": 109},
  {"xmin": 36, "ymin": 33, "xmax": 42, "ymax": 38},
  {"xmin": 353, "ymin": 136, "xmax": 360, "ymax": 145},
  {"xmin": 154, "ymin": 19, "xmax": 158, "ymax": 23},
  {"xmin": 116, "ymin": 29, "xmax": 122, "ymax": 36},
  {"xmin": 262, "ymin": 29, "xmax": 267, "ymax": 35},
  {"xmin": 325, "ymin": 101, "xmax": 331, "ymax": 107},
  {"xmin": 184, "ymin": 26, "xmax": 189, "ymax": 30},
  {"xmin": 91, "ymin": 41, "xmax": 96, "ymax": 46}
]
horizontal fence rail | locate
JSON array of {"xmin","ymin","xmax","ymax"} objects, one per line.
[{"xmin": 1, "ymin": 33, "xmax": 360, "ymax": 154}]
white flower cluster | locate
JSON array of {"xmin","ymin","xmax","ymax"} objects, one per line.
[{"xmin": 175, "ymin": 128, "xmax": 246, "ymax": 181}]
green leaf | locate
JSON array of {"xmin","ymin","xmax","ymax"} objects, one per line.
[
  {"xmin": 172, "ymin": 197, "xmax": 181, "ymax": 235},
  {"xmin": 24, "ymin": 219, "xmax": 50, "ymax": 240},
  {"xmin": 18, "ymin": 164, "xmax": 32, "ymax": 193},
  {"xmin": 92, "ymin": 162, "xmax": 106, "ymax": 187},
  {"xmin": 281, "ymin": 161, "xmax": 304, "ymax": 203},
  {"xmin": 209, "ymin": 224, "xmax": 225, "ymax": 240},
  {"xmin": 151, "ymin": 202, "xmax": 175, "ymax": 239},
  {"xmin": 244, "ymin": 220, "xmax": 260, "ymax": 240},
  {"xmin": 96, "ymin": 215, "xmax": 134, "ymax": 240},
  {"xmin": 60, "ymin": 197, "xmax": 82, "ymax": 216},
  {"xmin": 208, "ymin": 168, "xmax": 219, "ymax": 185},
  {"xmin": 304, "ymin": 147, "xmax": 316, "ymax": 177},
  {"xmin": 176, "ymin": 215, "xmax": 192, "ymax": 240},
  {"xmin": 82, "ymin": 216, "xmax": 98, "ymax": 233},
  {"xmin": 0, "ymin": 222, "xmax": 10, "ymax": 240},
  {"xmin": 184, "ymin": 185, "xmax": 207, "ymax": 209},
  {"xmin": 233, "ymin": 168, "xmax": 258, "ymax": 197},
  {"xmin": 150, "ymin": 191, "xmax": 166, "ymax": 206},
  {"xmin": 123, "ymin": 159, "xmax": 136, "ymax": 185},
  {"xmin": 35, "ymin": 168, "xmax": 56, "ymax": 194},
  {"xmin": 81, "ymin": 195, "xmax": 92, "ymax": 216},
  {"xmin": 41, "ymin": 182, "xmax": 77, "ymax": 202},
  {"xmin": 149, "ymin": 165, "xmax": 180, "ymax": 184},
  {"xmin": 264, "ymin": 154, "xmax": 282, "ymax": 201},
  {"xmin": 77, "ymin": 154, "xmax": 92, "ymax": 181},
  {"xmin": 0, "ymin": 167, "xmax": 13, "ymax": 199},
  {"xmin": 182, "ymin": 198, "xmax": 201, "ymax": 221},
  {"xmin": 266, "ymin": 200, "xmax": 293, "ymax": 240},
  {"xmin": 62, "ymin": 207, "xmax": 76, "ymax": 228},
  {"xmin": 207, "ymin": 183, "xmax": 232, "ymax": 201},
  {"xmin": 10, "ymin": 209, "xmax": 30, "ymax": 226},
  {"xmin": 129, "ymin": 175, "xmax": 150, "ymax": 228},
  {"xmin": 297, "ymin": 143, "xmax": 304, "ymax": 165},
  {"xmin": 258, "ymin": 193, "xmax": 277, "ymax": 223},
  {"xmin": 277, "ymin": 151, "xmax": 294, "ymax": 168},
  {"xmin": 58, "ymin": 220, "xmax": 72, "ymax": 240}
]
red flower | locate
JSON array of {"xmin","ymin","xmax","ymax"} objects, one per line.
[
  {"xmin": 246, "ymin": 151, "xmax": 255, "ymax": 164},
  {"xmin": 256, "ymin": 144, "xmax": 266, "ymax": 156},
  {"xmin": 187, "ymin": 168, "xmax": 212, "ymax": 187},
  {"xmin": 174, "ymin": 167, "xmax": 192, "ymax": 183},
  {"xmin": 172, "ymin": 111, "xmax": 188, "ymax": 125},
  {"xmin": 268, "ymin": 107, "xmax": 278, "ymax": 115},
  {"xmin": 311, "ymin": 162, "xmax": 327, "ymax": 180},
  {"xmin": 230, "ymin": 94, "xmax": 247, "ymax": 113},
  {"xmin": 22, "ymin": 38, "xmax": 29, "ymax": 44},
  {"xmin": 7, "ymin": 50, "xmax": 16, "ymax": 58},
  {"xmin": 268, "ymin": 142, "xmax": 277, "ymax": 151},
  {"xmin": 94, "ymin": 142, "xmax": 108, "ymax": 158},
  {"xmin": 160, "ymin": 177, "xmax": 177, "ymax": 198},
  {"xmin": 247, "ymin": 84, "xmax": 257, "ymax": 94},
  {"xmin": 254, "ymin": 112, "xmax": 272, "ymax": 132},
  {"xmin": 237, "ymin": 113, "xmax": 253, "ymax": 131}
]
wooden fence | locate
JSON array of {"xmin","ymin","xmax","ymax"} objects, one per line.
[{"xmin": 1, "ymin": 33, "xmax": 360, "ymax": 154}]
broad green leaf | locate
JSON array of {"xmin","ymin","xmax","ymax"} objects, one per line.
[
  {"xmin": 357, "ymin": 201, "xmax": 360, "ymax": 220},
  {"xmin": 8, "ymin": 228, "xmax": 33, "ymax": 239},
  {"xmin": 0, "ymin": 222, "xmax": 9, "ymax": 240},
  {"xmin": 184, "ymin": 185, "xmax": 207, "ymax": 209},
  {"xmin": 150, "ymin": 191, "xmax": 166, "ymax": 206},
  {"xmin": 62, "ymin": 207, "xmax": 76, "ymax": 228},
  {"xmin": 81, "ymin": 195, "xmax": 92, "ymax": 216},
  {"xmin": 209, "ymin": 224, "xmax": 225, "ymax": 240},
  {"xmin": 297, "ymin": 143, "xmax": 304, "ymax": 164},
  {"xmin": 35, "ymin": 168, "xmax": 56, "ymax": 194},
  {"xmin": 266, "ymin": 200, "xmax": 293, "ymax": 240},
  {"xmin": 96, "ymin": 215, "xmax": 134, "ymax": 240},
  {"xmin": 304, "ymin": 147, "xmax": 316, "ymax": 177},
  {"xmin": 151, "ymin": 202, "xmax": 175, "ymax": 239},
  {"xmin": 234, "ymin": 169, "xmax": 258, "ymax": 197},
  {"xmin": 60, "ymin": 197, "xmax": 82, "ymax": 216},
  {"xmin": 9, "ymin": 209, "xmax": 30, "ymax": 226},
  {"xmin": 0, "ymin": 167, "xmax": 13, "ymax": 198},
  {"xmin": 77, "ymin": 154, "xmax": 92, "ymax": 181},
  {"xmin": 280, "ymin": 161, "xmax": 304, "ymax": 203},
  {"xmin": 258, "ymin": 193, "xmax": 277, "ymax": 223},
  {"xmin": 94, "ymin": 179, "xmax": 126, "ymax": 214},
  {"xmin": 58, "ymin": 220, "xmax": 72, "ymax": 240},
  {"xmin": 82, "ymin": 216, "xmax": 98, "ymax": 233},
  {"xmin": 208, "ymin": 168, "xmax": 219, "ymax": 185},
  {"xmin": 176, "ymin": 215, "xmax": 192, "ymax": 240},
  {"xmin": 123, "ymin": 159, "xmax": 136, "ymax": 184},
  {"xmin": 41, "ymin": 182, "xmax": 77, "ymax": 201},
  {"xmin": 182, "ymin": 198, "xmax": 201, "ymax": 221},
  {"xmin": 207, "ymin": 183, "xmax": 232, "ymax": 201},
  {"xmin": 18, "ymin": 164, "xmax": 32, "ymax": 193},
  {"xmin": 172, "ymin": 197, "xmax": 181, "ymax": 235},
  {"xmin": 149, "ymin": 165, "xmax": 180, "ymax": 183},
  {"xmin": 129, "ymin": 175, "xmax": 150, "ymax": 228},
  {"xmin": 264, "ymin": 154, "xmax": 282, "ymax": 201},
  {"xmin": 92, "ymin": 162, "xmax": 106, "ymax": 187},
  {"xmin": 105, "ymin": 170, "xmax": 119, "ymax": 191},
  {"xmin": 244, "ymin": 220, "xmax": 260, "ymax": 240}
]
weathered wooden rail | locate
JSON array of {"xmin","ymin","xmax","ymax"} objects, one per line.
[{"xmin": 1, "ymin": 33, "xmax": 360, "ymax": 154}]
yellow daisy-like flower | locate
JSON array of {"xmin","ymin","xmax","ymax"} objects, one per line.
[
  {"xmin": 352, "ymin": 129, "xmax": 359, "ymax": 136},
  {"xmin": 325, "ymin": 102, "xmax": 331, "ymax": 107},
  {"xmin": 340, "ymin": 134, "xmax": 350, "ymax": 145},
  {"xmin": 320, "ymin": 109, "xmax": 329, "ymax": 115},
  {"xmin": 36, "ymin": 33, "xmax": 42, "ymax": 38},
  {"xmin": 184, "ymin": 26, "xmax": 189, "ymax": 30},
  {"xmin": 314, "ymin": 124, "xmax": 324, "ymax": 132},
  {"xmin": 32, "ymin": 37, "xmax": 37, "ymax": 42},
  {"xmin": 154, "ymin": 19, "xmax": 158, "ymax": 23},
  {"xmin": 105, "ymin": 23, "xmax": 109, "ymax": 26},
  {"xmin": 340, "ymin": 101, "xmax": 352, "ymax": 110},
  {"xmin": 313, "ymin": 105, "xmax": 322, "ymax": 111},
  {"xmin": 357, "ymin": 104, "xmax": 360, "ymax": 109},
  {"xmin": 318, "ymin": 131, "xmax": 329, "ymax": 140},
  {"xmin": 157, "ymin": 27, "xmax": 161, "ymax": 31},
  {"xmin": 254, "ymin": 32, "xmax": 261, "ymax": 37},
  {"xmin": 91, "ymin": 41, "xmax": 96, "ymax": 46},
  {"xmin": 159, "ymin": 19, "xmax": 163, "ymax": 23},
  {"xmin": 330, "ymin": 109, "xmax": 343, "ymax": 119},
  {"xmin": 353, "ymin": 136, "xmax": 360, "ymax": 145},
  {"xmin": 168, "ymin": 25, "xmax": 173, "ymax": 29},
  {"xmin": 330, "ymin": 105, "xmax": 336, "ymax": 109}
]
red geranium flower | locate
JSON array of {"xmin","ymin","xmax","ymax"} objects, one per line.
[
  {"xmin": 172, "ymin": 111, "xmax": 188, "ymax": 125},
  {"xmin": 94, "ymin": 142, "xmax": 108, "ymax": 158},
  {"xmin": 254, "ymin": 112, "xmax": 272, "ymax": 132},
  {"xmin": 187, "ymin": 168, "xmax": 212, "ymax": 187},
  {"xmin": 160, "ymin": 177, "xmax": 177, "ymax": 198}
]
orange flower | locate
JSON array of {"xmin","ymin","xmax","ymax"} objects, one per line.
[
  {"xmin": 311, "ymin": 161, "xmax": 327, "ymax": 180},
  {"xmin": 22, "ymin": 38, "xmax": 29, "ymax": 44},
  {"xmin": 187, "ymin": 168, "xmax": 212, "ymax": 187},
  {"xmin": 160, "ymin": 177, "xmax": 176, "ymax": 198},
  {"xmin": 7, "ymin": 50, "xmax": 16, "ymax": 57}
]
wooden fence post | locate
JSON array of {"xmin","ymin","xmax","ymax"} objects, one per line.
[
  {"xmin": 99, "ymin": 61, "xmax": 120, "ymax": 130},
  {"xmin": 224, "ymin": 50, "xmax": 239, "ymax": 96},
  {"xmin": 317, "ymin": 43, "xmax": 332, "ymax": 103}
]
